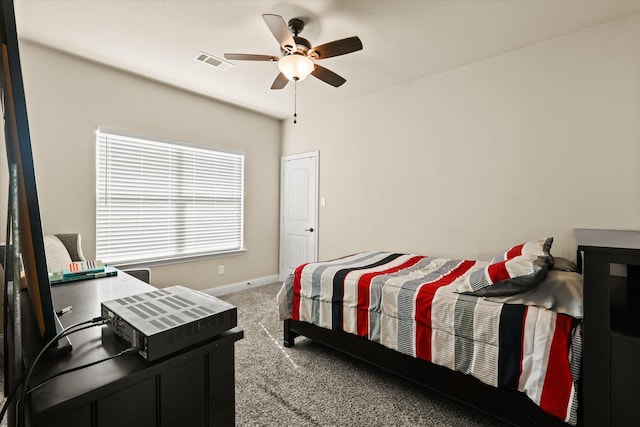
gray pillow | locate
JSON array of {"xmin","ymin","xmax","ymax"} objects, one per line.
[
  {"xmin": 485, "ymin": 270, "xmax": 583, "ymax": 318},
  {"xmin": 551, "ymin": 257, "xmax": 578, "ymax": 272}
]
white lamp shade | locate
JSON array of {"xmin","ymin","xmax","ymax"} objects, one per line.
[{"xmin": 278, "ymin": 54, "xmax": 314, "ymax": 81}]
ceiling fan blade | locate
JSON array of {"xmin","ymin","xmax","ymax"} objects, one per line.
[
  {"xmin": 271, "ymin": 72, "xmax": 289, "ymax": 90},
  {"xmin": 310, "ymin": 36, "xmax": 363, "ymax": 59},
  {"xmin": 224, "ymin": 53, "xmax": 278, "ymax": 61},
  {"xmin": 311, "ymin": 65, "xmax": 346, "ymax": 87},
  {"xmin": 262, "ymin": 14, "xmax": 296, "ymax": 52}
]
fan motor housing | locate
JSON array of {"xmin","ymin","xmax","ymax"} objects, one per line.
[
  {"xmin": 281, "ymin": 36, "xmax": 311, "ymax": 56},
  {"xmin": 294, "ymin": 36, "xmax": 311, "ymax": 52}
]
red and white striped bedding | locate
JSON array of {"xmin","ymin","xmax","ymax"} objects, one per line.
[{"xmin": 277, "ymin": 252, "xmax": 581, "ymax": 425}]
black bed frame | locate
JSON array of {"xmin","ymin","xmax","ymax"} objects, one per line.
[{"xmin": 284, "ymin": 319, "xmax": 579, "ymax": 427}]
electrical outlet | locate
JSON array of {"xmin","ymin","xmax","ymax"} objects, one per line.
[{"xmin": 218, "ymin": 265, "xmax": 224, "ymax": 275}]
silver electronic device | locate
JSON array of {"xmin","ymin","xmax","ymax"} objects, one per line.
[{"xmin": 101, "ymin": 285, "xmax": 237, "ymax": 361}]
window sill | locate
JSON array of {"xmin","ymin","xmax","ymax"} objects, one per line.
[{"xmin": 111, "ymin": 248, "xmax": 248, "ymax": 270}]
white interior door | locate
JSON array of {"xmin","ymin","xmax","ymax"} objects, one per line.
[{"xmin": 279, "ymin": 151, "xmax": 318, "ymax": 281}]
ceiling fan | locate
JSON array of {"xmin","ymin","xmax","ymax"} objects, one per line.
[{"xmin": 224, "ymin": 14, "xmax": 363, "ymax": 89}]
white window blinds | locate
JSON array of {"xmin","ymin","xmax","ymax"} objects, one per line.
[{"xmin": 96, "ymin": 128, "xmax": 244, "ymax": 265}]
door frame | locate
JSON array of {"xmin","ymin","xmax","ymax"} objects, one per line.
[{"xmin": 279, "ymin": 151, "xmax": 319, "ymax": 281}]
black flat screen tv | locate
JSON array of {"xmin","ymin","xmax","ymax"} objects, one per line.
[{"xmin": 1, "ymin": 0, "xmax": 59, "ymax": 346}]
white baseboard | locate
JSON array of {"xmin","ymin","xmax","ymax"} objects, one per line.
[{"xmin": 204, "ymin": 274, "xmax": 279, "ymax": 297}]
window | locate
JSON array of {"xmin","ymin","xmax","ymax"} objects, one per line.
[{"xmin": 96, "ymin": 128, "xmax": 244, "ymax": 266}]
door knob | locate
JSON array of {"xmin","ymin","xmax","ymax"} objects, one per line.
[{"xmin": 305, "ymin": 228, "xmax": 314, "ymax": 232}]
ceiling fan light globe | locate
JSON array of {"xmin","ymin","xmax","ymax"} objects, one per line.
[{"xmin": 278, "ymin": 54, "xmax": 314, "ymax": 82}]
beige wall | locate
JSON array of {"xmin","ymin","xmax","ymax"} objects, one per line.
[
  {"xmin": 0, "ymin": 41, "xmax": 281, "ymax": 291},
  {"xmin": 3, "ymin": 12, "xmax": 640, "ymax": 293},
  {"xmin": 282, "ymin": 14, "xmax": 640, "ymax": 262}
]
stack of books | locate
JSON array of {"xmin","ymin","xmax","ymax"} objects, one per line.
[{"xmin": 49, "ymin": 260, "xmax": 117, "ymax": 285}]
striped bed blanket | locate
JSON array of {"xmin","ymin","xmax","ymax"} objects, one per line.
[{"xmin": 277, "ymin": 251, "xmax": 581, "ymax": 425}]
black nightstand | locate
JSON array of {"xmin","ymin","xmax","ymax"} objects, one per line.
[{"xmin": 575, "ymin": 229, "xmax": 640, "ymax": 427}]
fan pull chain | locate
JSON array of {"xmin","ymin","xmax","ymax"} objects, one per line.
[{"xmin": 293, "ymin": 79, "xmax": 298, "ymax": 124}]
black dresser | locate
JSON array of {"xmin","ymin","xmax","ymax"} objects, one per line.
[{"xmin": 10, "ymin": 272, "xmax": 243, "ymax": 427}]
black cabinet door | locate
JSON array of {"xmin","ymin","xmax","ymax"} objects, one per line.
[{"xmin": 161, "ymin": 356, "xmax": 208, "ymax": 427}]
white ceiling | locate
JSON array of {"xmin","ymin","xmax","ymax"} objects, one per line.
[{"xmin": 13, "ymin": 0, "xmax": 640, "ymax": 120}]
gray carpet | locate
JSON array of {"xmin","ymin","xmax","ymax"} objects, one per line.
[{"xmin": 219, "ymin": 282, "xmax": 509, "ymax": 427}]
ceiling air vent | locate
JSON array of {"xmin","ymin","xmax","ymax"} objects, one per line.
[{"xmin": 194, "ymin": 51, "xmax": 233, "ymax": 71}]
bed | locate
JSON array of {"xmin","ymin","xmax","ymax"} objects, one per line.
[{"xmin": 277, "ymin": 238, "xmax": 583, "ymax": 426}]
